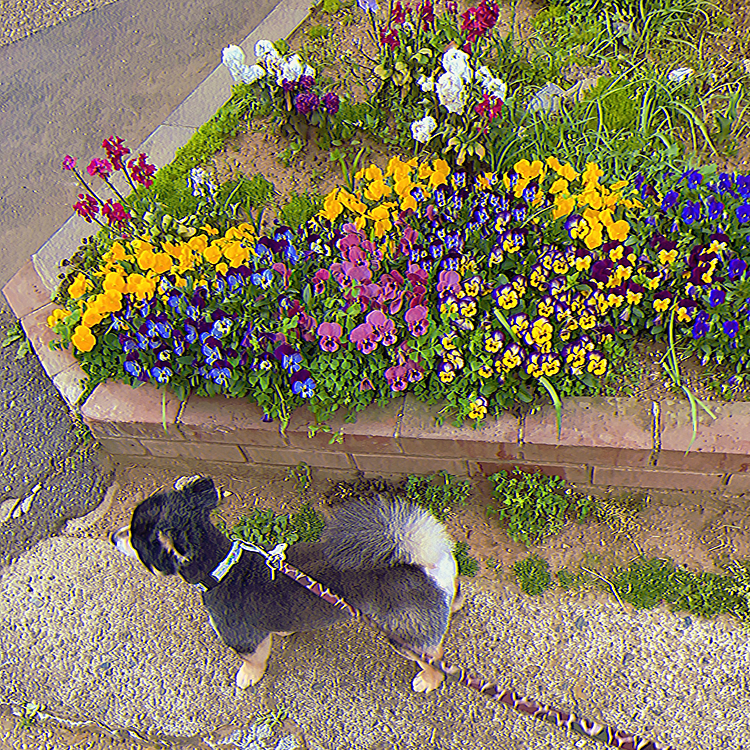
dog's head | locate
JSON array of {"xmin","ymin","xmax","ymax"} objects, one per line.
[{"xmin": 111, "ymin": 475, "xmax": 219, "ymax": 575}]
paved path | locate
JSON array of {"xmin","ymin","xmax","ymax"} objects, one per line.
[{"xmin": 0, "ymin": 491, "xmax": 748, "ymax": 750}]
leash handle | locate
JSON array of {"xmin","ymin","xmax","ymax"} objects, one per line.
[{"xmin": 250, "ymin": 546, "xmax": 674, "ymax": 750}]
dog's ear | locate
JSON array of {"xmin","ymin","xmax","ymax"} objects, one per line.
[
  {"xmin": 158, "ymin": 530, "xmax": 190, "ymax": 564},
  {"xmin": 176, "ymin": 476, "xmax": 219, "ymax": 512}
]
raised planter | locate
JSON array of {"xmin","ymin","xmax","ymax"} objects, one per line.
[
  {"xmin": 5, "ymin": 259, "xmax": 750, "ymax": 492},
  {"xmin": 5, "ymin": 0, "xmax": 750, "ymax": 493}
]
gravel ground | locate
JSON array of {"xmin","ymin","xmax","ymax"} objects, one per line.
[
  {"xmin": 1, "ymin": 528, "xmax": 748, "ymax": 749},
  {"xmin": 0, "ymin": 0, "xmax": 119, "ymax": 46}
]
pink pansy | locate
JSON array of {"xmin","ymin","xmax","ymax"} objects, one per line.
[
  {"xmin": 405, "ymin": 359, "xmax": 425, "ymax": 383},
  {"xmin": 404, "ymin": 305, "xmax": 429, "ymax": 336},
  {"xmin": 365, "ymin": 310, "xmax": 396, "ymax": 346},
  {"xmin": 312, "ymin": 269, "xmax": 329, "ymax": 294},
  {"xmin": 437, "ymin": 270, "xmax": 461, "ymax": 295},
  {"xmin": 317, "ymin": 321, "xmax": 343, "ymax": 353},
  {"xmin": 272, "ymin": 262, "xmax": 290, "ymax": 287},
  {"xmin": 398, "ymin": 226, "xmax": 418, "ymax": 256},
  {"xmin": 385, "ymin": 365, "xmax": 409, "ymax": 392},
  {"xmin": 350, "ymin": 322, "xmax": 378, "ymax": 354},
  {"xmin": 407, "ymin": 263, "xmax": 428, "ymax": 285}
]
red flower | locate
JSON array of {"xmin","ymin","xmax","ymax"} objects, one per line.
[
  {"xmin": 73, "ymin": 193, "xmax": 99, "ymax": 222},
  {"xmin": 128, "ymin": 153, "xmax": 157, "ymax": 188},
  {"xmin": 102, "ymin": 137, "xmax": 131, "ymax": 171},
  {"xmin": 87, "ymin": 158, "xmax": 112, "ymax": 179},
  {"xmin": 101, "ymin": 199, "xmax": 131, "ymax": 227},
  {"xmin": 461, "ymin": 0, "xmax": 499, "ymax": 44},
  {"xmin": 380, "ymin": 28, "xmax": 399, "ymax": 50}
]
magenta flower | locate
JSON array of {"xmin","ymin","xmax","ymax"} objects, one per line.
[
  {"xmin": 350, "ymin": 322, "xmax": 378, "ymax": 354},
  {"xmin": 101, "ymin": 199, "xmax": 131, "ymax": 228},
  {"xmin": 87, "ymin": 158, "xmax": 113, "ymax": 179},
  {"xmin": 359, "ymin": 376, "xmax": 375, "ymax": 391},
  {"xmin": 73, "ymin": 193, "xmax": 99, "ymax": 222},
  {"xmin": 385, "ymin": 365, "xmax": 409, "ymax": 392},
  {"xmin": 317, "ymin": 321, "xmax": 343, "ymax": 353},
  {"xmin": 437, "ymin": 270, "xmax": 461, "ymax": 295},
  {"xmin": 365, "ymin": 310, "xmax": 396, "ymax": 346},
  {"xmin": 312, "ymin": 269, "xmax": 330, "ymax": 294},
  {"xmin": 322, "ymin": 92, "xmax": 340, "ymax": 115},
  {"xmin": 102, "ymin": 136, "xmax": 131, "ymax": 171},
  {"xmin": 128, "ymin": 153, "xmax": 157, "ymax": 188},
  {"xmin": 272, "ymin": 262, "xmax": 291, "ymax": 287},
  {"xmin": 404, "ymin": 305, "xmax": 429, "ymax": 336},
  {"xmin": 294, "ymin": 91, "xmax": 319, "ymax": 115},
  {"xmin": 62, "ymin": 155, "xmax": 77, "ymax": 171}
]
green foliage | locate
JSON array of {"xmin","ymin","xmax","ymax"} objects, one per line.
[
  {"xmin": 556, "ymin": 566, "xmax": 588, "ymax": 590},
  {"xmin": 231, "ymin": 503, "xmax": 325, "ymax": 550},
  {"xmin": 612, "ymin": 557, "xmax": 750, "ymax": 623},
  {"xmin": 513, "ymin": 554, "xmax": 554, "ymax": 595},
  {"xmin": 488, "ymin": 470, "xmax": 585, "ymax": 545},
  {"xmin": 454, "ymin": 541, "xmax": 479, "ymax": 577},
  {"xmin": 279, "ymin": 190, "xmax": 324, "ymax": 228},
  {"xmin": 403, "ymin": 471, "xmax": 471, "ymax": 522},
  {"xmin": 1, "ymin": 322, "xmax": 31, "ymax": 359},
  {"xmin": 306, "ymin": 25, "xmax": 331, "ymax": 40}
]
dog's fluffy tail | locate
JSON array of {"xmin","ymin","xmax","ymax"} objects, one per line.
[{"xmin": 321, "ymin": 496, "xmax": 454, "ymax": 573}]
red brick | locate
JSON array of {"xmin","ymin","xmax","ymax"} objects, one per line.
[
  {"xmin": 97, "ymin": 436, "xmax": 148, "ymax": 456},
  {"xmin": 81, "ymin": 381, "xmax": 184, "ymax": 440},
  {"xmin": 658, "ymin": 399, "xmax": 750, "ymax": 473},
  {"xmin": 523, "ymin": 397, "xmax": 653, "ymax": 467},
  {"xmin": 2, "ymin": 261, "xmax": 52, "ymax": 318},
  {"xmin": 177, "ymin": 395, "xmax": 287, "ymax": 447},
  {"xmin": 725, "ymin": 473, "xmax": 750, "ymax": 493},
  {"xmin": 351, "ymin": 453, "xmax": 469, "ymax": 477},
  {"xmin": 140, "ymin": 440, "xmax": 247, "ymax": 463},
  {"xmin": 242, "ymin": 445, "xmax": 355, "ymax": 470},
  {"xmin": 398, "ymin": 394, "xmax": 520, "ymax": 460},
  {"xmin": 592, "ymin": 466, "xmax": 724, "ymax": 491},
  {"xmin": 470, "ymin": 460, "xmax": 592, "ymax": 484},
  {"xmin": 284, "ymin": 399, "xmax": 404, "ymax": 454},
  {"xmin": 20, "ymin": 303, "xmax": 80, "ymax": 379}
]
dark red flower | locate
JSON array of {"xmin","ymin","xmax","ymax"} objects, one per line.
[
  {"xmin": 128, "ymin": 153, "xmax": 157, "ymax": 188},
  {"xmin": 73, "ymin": 193, "xmax": 99, "ymax": 222},
  {"xmin": 102, "ymin": 137, "xmax": 131, "ymax": 171}
]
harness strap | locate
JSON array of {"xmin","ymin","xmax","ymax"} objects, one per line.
[{"xmin": 236, "ymin": 537, "xmax": 674, "ymax": 750}]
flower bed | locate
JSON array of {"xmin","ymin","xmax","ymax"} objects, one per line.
[{"xmin": 45, "ymin": 0, "xmax": 750, "ymax": 434}]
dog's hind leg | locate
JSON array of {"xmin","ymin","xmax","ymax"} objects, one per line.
[
  {"xmin": 236, "ymin": 634, "xmax": 272, "ymax": 689},
  {"xmin": 451, "ymin": 582, "xmax": 466, "ymax": 613}
]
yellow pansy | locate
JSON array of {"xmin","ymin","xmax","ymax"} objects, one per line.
[
  {"xmin": 201, "ymin": 224, "xmax": 219, "ymax": 236},
  {"xmin": 552, "ymin": 194, "xmax": 576, "ymax": 220},
  {"xmin": 582, "ymin": 162, "xmax": 604, "ymax": 185},
  {"xmin": 47, "ymin": 308, "xmax": 70, "ymax": 328},
  {"xmin": 370, "ymin": 204, "xmax": 394, "ymax": 238},
  {"xmin": 428, "ymin": 158, "xmax": 451, "ymax": 189},
  {"xmin": 364, "ymin": 179, "xmax": 392, "ymax": 202},
  {"xmin": 68, "ymin": 273, "xmax": 91, "ymax": 299},
  {"xmin": 203, "ymin": 243, "xmax": 222, "ymax": 264},
  {"xmin": 322, "ymin": 189, "xmax": 344, "ymax": 222},
  {"xmin": 606, "ymin": 219, "xmax": 630, "ymax": 242},
  {"xmin": 549, "ymin": 178, "xmax": 569, "ymax": 194},
  {"xmin": 71, "ymin": 325, "xmax": 96, "ymax": 353}
]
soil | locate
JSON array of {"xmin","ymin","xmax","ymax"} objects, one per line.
[{"xmin": 5, "ymin": 453, "xmax": 750, "ymax": 748}]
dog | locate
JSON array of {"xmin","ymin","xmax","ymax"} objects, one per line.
[{"xmin": 111, "ymin": 475, "xmax": 464, "ymax": 691}]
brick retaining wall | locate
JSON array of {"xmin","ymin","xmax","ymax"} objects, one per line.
[{"xmin": 5, "ymin": 259, "xmax": 750, "ymax": 492}]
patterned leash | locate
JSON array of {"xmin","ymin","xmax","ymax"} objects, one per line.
[{"xmin": 237, "ymin": 540, "xmax": 674, "ymax": 750}]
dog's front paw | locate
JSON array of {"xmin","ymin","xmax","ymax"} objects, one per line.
[
  {"xmin": 412, "ymin": 668, "xmax": 444, "ymax": 693},
  {"xmin": 236, "ymin": 662, "xmax": 266, "ymax": 689}
]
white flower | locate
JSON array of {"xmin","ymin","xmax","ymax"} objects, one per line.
[
  {"xmin": 303, "ymin": 64, "xmax": 316, "ymax": 79},
  {"xmin": 436, "ymin": 71, "xmax": 466, "ymax": 114},
  {"xmin": 222, "ymin": 45, "xmax": 247, "ymax": 82},
  {"xmin": 667, "ymin": 67, "xmax": 694, "ymax": 83},
  {"xmin": 411, "ymin": 115, "xmax": 437, "ymax": 144},
  {"xmin": 476, "ymin": 66, "xmax": 507, "ymax": 101},
  {"xmin": 279, "ymin": 54, "xmax": 305, "ymax": 84},
  {"xmin": 442, "ymin": 48, "xmax": 472, "ymax": 83},
  {"xmin": 417, "ymin": 74, "xmax": 435, "ymax": 92},
  {"xmin": 254, "ymin": 39, "xmax": 283, "ymax": 76},
  {"xmin": 239, "ymin": 64, "xmax": 266, "ymax": 84}
]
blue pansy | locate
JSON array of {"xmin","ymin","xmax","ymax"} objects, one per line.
[
  {"xmin": 692, "ymin": 310, "xmax": 710, "ymax": 339},
  {"xmin": 723, "ymin": 320, "xmax": 739, "ymax": 338},
  {"xmin": 660, "ymin": 190, "xmax": 679, "ymax": 210},
  {"xmin": 681, "ymin": 200, "xmax": 701, "ymax": 224},
  {"xmin": 709, "ymin": 289, "xmax": 726, "ymax": 307},
  {"xmin": 736, "ymin": 204, "xmax": 750, "ymax": 224},
  {"xmin": 150, "ymin": 363, "xmax": 172, "ymax": 384},
  {"xmin": 728, "ymin": 259, "xmax": 748, "ymax": 280},
  {"xmin": 290, "ymin": 369, "xmax": 316, "ymax": 398},
  {"xmin": 707, "ymin": 197, "xmax": 724, "ymax": 220}
]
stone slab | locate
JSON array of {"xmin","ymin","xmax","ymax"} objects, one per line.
[
  {"xmin": 399, "ymin": 394, "xmax": 520, "ymax": 460},
  {"xmin": 592, "ymin": 465, "xmax": 725, "ymax": 491},
  {"xmin": 2, "ymin": 261, "xmax": 51, "ymax": 319},
  {"xmin": 523, "ymin": 397, "xmax": 654, "ymax": 467},
  {"xmin": 178, "ymin": 396, "xmax": 287, "ymax": 447},
  {"xmin": 658, "ymin": 399, "xmax": 750, "ymax": 473},
  {"xmin": 80, "ymin": 381, "xmax": 183, "ymax": 440}
]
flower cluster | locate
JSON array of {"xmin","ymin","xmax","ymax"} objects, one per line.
[
  {"xmin": 221, "ymin": 40, "xmax": 340, "ymax": 125},
  {"xmin": 53, "ymin": 136, "xmax": 750, "ymax": 424}
]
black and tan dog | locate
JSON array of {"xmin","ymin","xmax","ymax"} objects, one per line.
[{"xmin": 111, "ymin": 475, "xmax": 463, "ymax": 691}]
